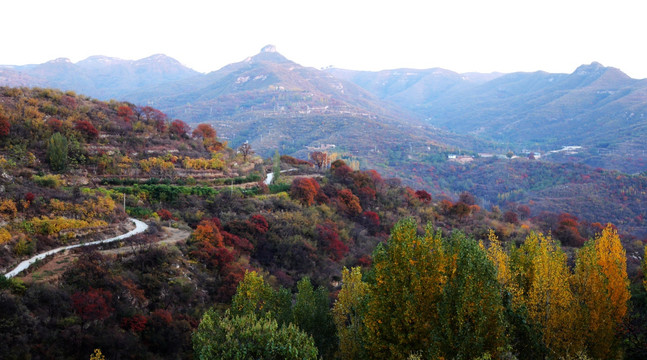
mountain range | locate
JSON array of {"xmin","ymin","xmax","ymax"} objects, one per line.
[
  {"xmin": 3, "ymin": 48, "xmax": 647, "ymax": 175},
  {"xmin": 2, "ymin": 48, "xmax": 647, "ymax": 235}
]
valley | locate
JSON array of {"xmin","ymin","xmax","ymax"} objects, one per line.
[{"xmin": 0, "ymin": 49, "xmax": 646, "ymax": 359}]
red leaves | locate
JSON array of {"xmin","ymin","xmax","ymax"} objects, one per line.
[
  {"xmin": 249, "ymin": 214, "xmax": 269, "ymax": 234},
  {"xmin": 362, "ymin": 211, "xmax": 380, "ymax": 228},
  {"xmin": 117, "ymin": 105, "xmax": 134, "ymax": 121},
  {"xmin": 74, "ymin": 120, "xmax": 99, "ymax": 139},
  {"xmin": 121, "ymin": 314, "xmax": 148, "ymax": 332},
  {"xmin": 151, "ymin": 309, "xmax": 173, "ymax": 325},
  {"xmin": 337, "ymin": 189, "xmax": 362, "ymax": 215},
  {"xmin": 0, "ymin": 114, "xmax": 10, "ymax": 137},
  {"xmin": 290, "ymin": 177, "xmax": 321, "ymax": 206},
  {"xmin": 192, "ymin": 123, "xmax": 216, "ymax": 140},
  {"xmin": 72, "ymin": 287, "xmax": 113, "ymax": 321},
  {"xmin": 555, "ymin": 213, "xmax": 585, "ymax": 247},
  {"xmin": 157, "ymin": 208, "xmax": 174, "ymax": 221},
  {"xmin": 317, "ymin": 221, "xmax": 349, "ymax": 261},
  {"xmin": 414, "ymin": 189, "xmax": 432, "ymax": 204},
  {"xmin": 169, "ymin": 119, "xmax": 190, "ymax": 138}
]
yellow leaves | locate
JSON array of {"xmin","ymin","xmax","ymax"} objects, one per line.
[
  {"xmin": 0, "ymin": 227, "xmax": 11, "ymax": 244},
  {"xmin": 573, "ymin": 224, "xmax": 630, "ymax": 358},
  {"xmin": 0, "ymin": 198, "xmax": 17, "ymax": 219},
  {"xmin": 89, "ymin": 348, "xmax": 106, "ymax": 360},
  {"xmin": 181, "ymin": 156, "xmax": 225, "ymax": 170},
  {"xmin": 138, "ymin": 157, "xmax": 175, "ymax": 173},
  {"xmin": 593, "ymin": 224, "xmax": 629, "ymax": 324},
  {"xmin": 29, "ymin": 216, "xmax": 108, "ymax": 236}
]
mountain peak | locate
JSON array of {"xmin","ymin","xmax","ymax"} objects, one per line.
[
  {"xmin": 573, "ymin": 61, "xmax": 606, "ymax": 75},
  {"xmin": 48, "ymin": 58, "xmax": 72, "ymax": 64},
  {"xmin": 250, "ymin": 45, "xmax": 290, "ymax": 64},
  {"xmin": 261, "ymin": 44, "xmax": 277, "ymax": 53}
]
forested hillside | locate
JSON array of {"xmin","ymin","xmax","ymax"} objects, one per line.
[{"xmin": 1, "ymin": 87, "xmax": 646, "ymax": 359}]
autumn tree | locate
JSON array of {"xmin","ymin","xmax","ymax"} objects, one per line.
[
  {"xmin": 72, "ymin": 287, "xmax": 113, "ymax": 321},
  {"xmin": 573, "ymin": 224, "xmax": 630, "ymax": 358},
  {"xmin": 74, "ymin": 120, "xmax": 99, "ymax": 140},
  {"xmin": 46, "ymin": 132, "xmax": 69, "ymax": 172},
  {"xmin": 169, "ymin": 119, "xmax": 190, "ymax": 138},
  {"xmin": 333, "ymin": 267, "xmax": 370, "ymax": 360},
  {"xmin": 238, "ymin": 142, "xmax": 253, "ymax": 162},
  {"xmin": 192, "ymin": 123, "xmax": 216, "ymax": 140},
  {"xmin": 510, "ymin": 232, "xmax": 582, "ymax": 357},
  {"xmin": 290, "ymin": 177, "xmax": 321, "ymax": 206},
  {"xmin": 364, "ymin": 219, "xmax": 446, "ymax": 359},
  {"xmin": 117, "ymin": 105, "xmax": 134, "ymax": 121},
  {"xmin": 310, "ymin": 151, "xmax": 328, "ymax": 169},
  {"xmin": 414, "ymin": 189, "xmax": 432, "ymax": 204},
  {"xmin": 336, "ymin": 188, "xmax": 362, "ymax": 215},
  {"xmin": 0, "ymin": 112, "xmax": 10, "ymax": 137}
]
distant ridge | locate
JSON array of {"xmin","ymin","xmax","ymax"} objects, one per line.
[{"xmin": 0, "ymin": 54, "xmax": 199, "ymax": 99}]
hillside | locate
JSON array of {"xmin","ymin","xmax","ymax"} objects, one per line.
[
  {"xmin": 332, "ymin": 63, "xmax": 647, "ymax": 174},
  {"xmin": 1, "ymin": 87, "xmax": 646, "ymax": 359}
]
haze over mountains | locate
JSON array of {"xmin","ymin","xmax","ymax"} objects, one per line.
[{"xmin": 2, "ymin": 45, "xmax": 647, "ymax": 174}]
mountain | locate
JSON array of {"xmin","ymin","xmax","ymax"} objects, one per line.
[
  {"xmin": 123, "ymin": 45, "xmax": 491, "ymax": 160},
  {"xmin": 330, "ymin": 63, "xmax": 647, "ymax": 174},
  {"xmin": 0, "ymin": 54, "xmax": 199, "ymax": 99}
]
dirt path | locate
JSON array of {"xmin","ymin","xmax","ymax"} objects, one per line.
[{"xmin": 18, "ymin": 226, "xmax": 191, "ymax": 284}]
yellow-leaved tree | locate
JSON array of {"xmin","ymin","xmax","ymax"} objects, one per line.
[
  {"xmin": 364, "ymin": 219, "xmax": 446, "ymax": 359},
  {"xmin": 510, "ymin": 232, "xmax": 582, "ymax": 358},
  {"xmin": 333, "ymin": 267, "xmax": 369, "ymax": 360},
  {"xmin": 573, "ymin": 224, "xmax": 629, "ymax": 358}
]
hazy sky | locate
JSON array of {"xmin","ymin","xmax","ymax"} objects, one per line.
[{"xmin": 3, "ymin": 0, "xmax": 646, "ymax": 78}]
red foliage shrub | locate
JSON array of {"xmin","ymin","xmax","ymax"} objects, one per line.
[
  {"xmin": 169, "ymin": 119, "xmax": 190, "ymax": 138},
  {"xmin": 414, "ymin": 189, "xmax": 432, "ymax": 204},
  {"xmin": 192, "ymin": 123, "xmax": 216, "ymax": 140},
  {"xmin": 0, "ymin": 115, "xmax": 10, "ymax": 137},
  {"xmin": 117, "ymin": 105, "xmax": 134, "ymax": 121},
  {"xmin": 47, "ymin": 117, "xmax": 64, "ymax": 132},
  {"xmin": 151, "ymin": 309, "xmax": 173, "ymax": 325},
  {"xmin": 337, "ymin": 189, "xmax": 362, "ymax": 215},
  {"xmin": 72, "ymin": 287, "xmax": 113, "ymax": 321},
  {"xmin": 25, "ymin": 192, "xmax": 36, "ymax": 203},
  {"xmin": 503, "ymin": 210, "xmax": 519, "ymax": 224},
  {"xmin": 222, "ymin": 231, "xmax": 253, "ymax": 253},
  {"xmin": 75, "ymin": 120, "xmax": 99, "ymax": 139},
  {"xmin": 290, "ymin": 177, "xmax": 321, "ymax": 206},
  {"xmin": 249, "ymin": 214, "xmax": 269, "ymax": 234},
  {"xmin": 157, "ymin": 208, "xmax": 174, "ymax": 221},
  {"xmin": 317, "ymin": 221, "xmax": 349, "ymax": 261},
  {"xmin": 555, "ymin": 213, "xmax": 586, "ymax": 247},
  {"xmin": 121, "ymin": 314, "xmax": 148, "ymax": 332},
  {"xmin": 362, "ymin": 211, "xmax": 380, "ymax": 228},
  {"xmin": 439, "ymin": 199, "xmax": 454, "ymax": 213},
  {"xmin": 358, "ymin": 186, "xmax": 377, "ymax": 202}
]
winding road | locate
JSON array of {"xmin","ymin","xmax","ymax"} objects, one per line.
[{"xmin": 3, "ymin": 218, "xmax": 148, "ymax": 279}]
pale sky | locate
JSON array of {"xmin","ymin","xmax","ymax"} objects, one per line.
[{"xmin": 3, "ymin": 0, "xmax": 646, "ymax": 78}]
